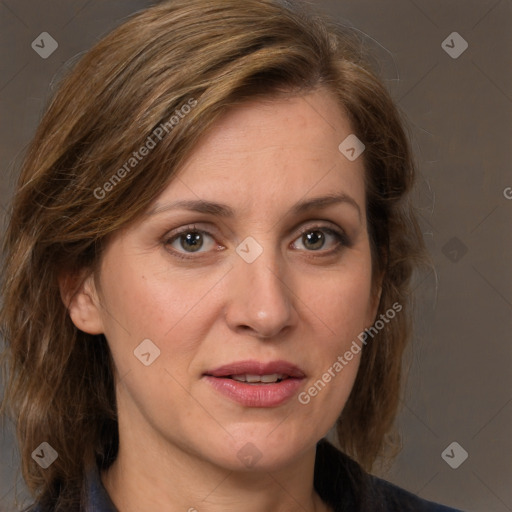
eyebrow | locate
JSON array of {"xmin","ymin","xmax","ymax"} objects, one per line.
[{"xmin": 146, "ymin": 193, "xmax": 362, "ymax": 222}]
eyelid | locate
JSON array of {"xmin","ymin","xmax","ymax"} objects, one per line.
[
  {"xmin": 165, "ymin": 223, "xmax": 214, "ymax": 238},
  {"xmin": 295, "ymin": 221, "xmax": 347, "ymax": 238}
]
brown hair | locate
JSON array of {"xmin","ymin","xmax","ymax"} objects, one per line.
[{"xmin": 0, "ymin": 0, "xmax": 427, "ymax": 509}]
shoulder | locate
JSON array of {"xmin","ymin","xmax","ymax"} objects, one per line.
[
  {"xmin": 23, "ymin": 505, "xmax": 47, "ymax": 512},
  {"xmin": 369, "ymin": 474, "xmax": 463, "ymax": 512},
  {"xmin": 25, "ymin": 464, "xmax": 116, "ymax": 512},
  {"xmin": 22, "ymin": 503, "xmax": 45, "ymax": 512},
  {"xmin": 314, "ymin": 438, "xmax": 465, "ymax": 512}
]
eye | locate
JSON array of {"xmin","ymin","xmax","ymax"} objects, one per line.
[
  {"xmin": 164, "ymin": 225, "xmax": 220, "ymax": 259},
  {"xmin": 163, "ymin": 223, "xmax": 350, "ymax": 261},
  {"xmin": 291, "ymin": 225, "xmax": 349, "ymax": 254}
]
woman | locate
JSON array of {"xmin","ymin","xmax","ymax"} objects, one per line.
[{"xmin": 0, "ymin": 0, "xmax": 464, "ymax": 511}]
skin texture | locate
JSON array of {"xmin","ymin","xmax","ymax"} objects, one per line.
[{"xmin": 64, "ymin": 88, "xmax": 382, "ymax": 512}]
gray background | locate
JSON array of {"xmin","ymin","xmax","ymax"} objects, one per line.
[{"xmin": 1, "ymin": 1, "xmax": 511, "ymax": 511}]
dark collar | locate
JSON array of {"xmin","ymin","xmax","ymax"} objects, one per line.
[{"xmin": 85, "ymin": 465, "xmax": 118, "ymax": 511}]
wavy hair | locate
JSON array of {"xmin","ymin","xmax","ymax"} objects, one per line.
[{"xmin": 0, "ymin": 0, "xmax": 427, "ymax": 509}]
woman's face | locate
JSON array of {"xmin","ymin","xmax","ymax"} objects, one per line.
[{"xmin": 79, "ymin": 88, "xmax": 380, "ymax": 472}]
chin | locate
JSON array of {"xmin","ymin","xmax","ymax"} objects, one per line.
[{"xmin": 203, "ymin": 432, "xmax": 314, "ymax": 473}]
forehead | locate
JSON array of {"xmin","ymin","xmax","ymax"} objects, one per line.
[{"xmin": 153, "ymin": 88, "xmax": 366, "ymax": 217}]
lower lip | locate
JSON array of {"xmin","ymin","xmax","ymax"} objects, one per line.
[{"xmin": 203, "ymin": 376, "xmax": 304, "ymax": 407}]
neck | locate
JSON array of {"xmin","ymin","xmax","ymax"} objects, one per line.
[{"xmin": 101, "ymin": 434, "xmax": 331, "ymax": 512}]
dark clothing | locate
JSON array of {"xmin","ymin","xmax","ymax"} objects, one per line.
[
  {"xmin": 31, "ymin": 438, "xmax": 463, "ymax": 511},
  {"xmin": 314, "ymin": 439, "xmax": 462, "ymax": 512}
]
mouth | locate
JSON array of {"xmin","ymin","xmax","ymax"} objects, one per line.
[
  {"xmin": 204, "ymin": 359, "xmax": 306, "ymax": 379},
  {"xmin": 203, "ymin": 360, "xmax": 306, "ymax": 407},
  {"xmin": 222, "ymin": 373, "xmax": 291, "ymax": 384}
]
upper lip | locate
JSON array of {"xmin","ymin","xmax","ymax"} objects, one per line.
[{"xmin": 204, "ymin": 359, "xmax": 306, "ymax": 378}]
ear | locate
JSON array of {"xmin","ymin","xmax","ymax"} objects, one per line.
[{"xmin": 58, "ymin": 268, "xmax": 104, "ymax": 335}]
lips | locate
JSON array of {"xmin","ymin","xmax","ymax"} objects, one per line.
[
  {"xmin": 203, "ymin": 359, "xmax": 306, "ymax": 407},
  {"xmin": 204, "ymin": 360, "xmax": 306, "ymax": 379}
]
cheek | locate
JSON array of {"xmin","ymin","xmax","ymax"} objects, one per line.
[
  {"xmin": 97, "ymin": 263, "xmax": 212, "ymax": 427},
  {"xmin": 310, "ymin": 262, "xmax": 374, "ymax": 340},
  {"xmin": 112, "ymin": 271, "xmax": 189, "ymax": 326},
  {"xmin": 98, "ymin": 256, "xmax": 222, "ymax": 372},
  {"xmin": 298, "ymin": 254, "xmax": 373, "ymax": 400}
]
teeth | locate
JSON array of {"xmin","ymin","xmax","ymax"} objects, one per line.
[{"xmin": 231, "ymin": 373, "xmax": 286, "ymax": 383}]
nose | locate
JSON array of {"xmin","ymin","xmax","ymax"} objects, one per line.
[{"xmin": 224, "ymin": 245, "xmax": 297, "ymax": 339}]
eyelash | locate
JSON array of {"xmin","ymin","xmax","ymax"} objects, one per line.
[{"xmin": 163, "ymin": 223, "xmax": 350, "ymax": 261}]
